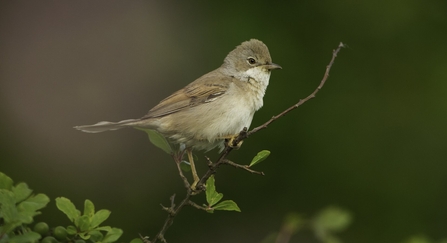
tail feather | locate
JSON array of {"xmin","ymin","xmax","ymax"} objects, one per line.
[{"xmin": 74, "ymin": 119, "xmax": 139, "ymax": 133}]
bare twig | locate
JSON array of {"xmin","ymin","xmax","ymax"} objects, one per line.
[
  {"xmin": 148, "ymin": 42, "xmax": 345, "ymax": 243},
  {"xmin": 172, "ymin": 151, "xmax": 191, "ymax": 190},
  {"xmin": 223, "ymin": 159, "xmax": 265, "ymax": 175},
  {"xmin": 188, "ymin": 200, "xmax": 209, "ymax": 211},
  {"xmin": 140, "ymin": 233, "xmax": 151, "ymax": 243},
  {"xmin": 247, "ymin": 42, "xmax": 345, "ymax": 137},
  {"xmin": 204, "ymin": 156, "xmax": 213, "ymax": 166},
  {"xmin": 151, "ymin": 194, "xmax": 192, "ymax": 243},
  {"xmin": 160, "ymin": 194, "xmax": 176, "ymax": 214}
]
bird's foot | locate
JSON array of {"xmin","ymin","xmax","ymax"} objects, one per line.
[{"xmin": 225, "ymin": 135, "xmax": 243, "ymax": 149}]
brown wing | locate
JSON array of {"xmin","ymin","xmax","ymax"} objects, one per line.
[{"xmin": 142, "ymin": 70, "xmax": 232, "ymax": 119}]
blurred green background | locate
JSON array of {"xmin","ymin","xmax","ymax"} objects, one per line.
[{"xmin": 1, "ymin": 1, "xmax": 447, "ymax": 242}]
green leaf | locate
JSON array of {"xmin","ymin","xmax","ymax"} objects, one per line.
[
  {"xmin": 7, "ymin": 231, "xmax": 41, "ymax": 243},
  {"xmin": 0, "ymin": 190, "xmax": 22, "ymax": 232},
  {"xmin": 88, "ymin": 230, "xmax": 104, "ymax": 242},
  {"xmin": 95, "ymin": 226, "xmax": 112, "ymax": 232},
  {"xmin": 212, "ymin": 200, "xmax": 241, "ymax": 212},
  {"xmin": 0, "ymin": 172, "xmax": 13, "ymax": 190},
  {"xmin": 205, "ymin": 176, "xmax": 223, "ymax": 207},
  {"xmin": 56, "ymin": 197, "xmax": 80, "ymax": 222},
  {"xmin": 1, "ymin": 191, "xmax": 47, "ymax": 226},
  {"xmin": 90, "ymin": 209, "xmax": 111, "ymax": 228},
  {"xmin": 12, "ymin": 183, "xmax": 33, "ymax": 203},
  {"xmin": 84, "ymin": 199, "xmax": 95, "ymax": 218},
  {"xmin": 17, "ymin": 193, "xmax": 50, "ymax": 216},
  {"xmin": 66, "ymin": 225, "xmax": 77, "ymax": 235},
  {"xmin": 249, "ymin": 150, "xmax": 270, "ymax": 167},
  {"xmin": 313, "ymin": 206, "xmax": 352, "ymax": 233},
  {"xmin": 76, "ymin": 215, "xmax": 91, "ymax": 232},
  {"xmin": 130, "ymin": 238, "xmax": 144, "ymax": 243},
  {"xmin": 0, "ymin": 190, "xmax": 18, "ymax": 220},
  {"xmin": 79, "ymin": 231, "xmax": 91, "ymax": 240},
  {"xmin": 136, "ymin": 128, "xmax": 173, "ymax": 154},
  {"xmin": 102, "ymin": 227, "xmax": 123, "ymax": 243},
  {"xmin": 180, "ymin": 160, "xmax": 191, "ymax": 172}
]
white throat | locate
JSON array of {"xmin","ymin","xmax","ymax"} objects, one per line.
[
  {"xmin": 243, "ymin": 66, "xmax": 271, "ymax": 111},
  {"xmin": 245, "ymin": 66, "xmax": 271, "ymax": 87}
]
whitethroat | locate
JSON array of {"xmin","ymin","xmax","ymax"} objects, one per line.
[{"xmin": 75, "ymin": 39, "xmax": 281, "ymax": 188}]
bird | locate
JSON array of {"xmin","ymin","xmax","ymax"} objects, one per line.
[{"xmin": 75, "ymin": 39, "xmax": 281, "ymax": 188}]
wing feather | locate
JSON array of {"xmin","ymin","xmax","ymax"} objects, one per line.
[{"xmin": 142, "ymin": 71, "xmax": 232, "ymax": 119}]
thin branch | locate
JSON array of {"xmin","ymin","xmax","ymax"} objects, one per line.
[
  {"xmin": 188, "ymin": 200, "xmax": 209, "ymax": 211},
  {"xmin": 195, "ymin": 144, "xmax": 234, "ymax": 189},
  {"xmin": 172, "ymin": 151, "xmax": 191, "ymax": 190},
  {"xmin": 140, "ymin": 234, "xmax": 151, "ymax": 243},
  {"xmin": 148, "ymin": 42, "xmax": 345, "ymax": 243},
  {"xmin": 151, "ymin": 194, "xmax": 191, "ymax": 243},
  {"xmin": 246, "ymin": 42, "xmax": 345, "ymax": 137},
  {"xmin": 223, "ymin": 159, "xmax": 265, "ymax": 175},
  {"xmin": 160, "ymin": 194, "xmax": 176, "ymax": 214},
  {"xmin": 204, "ymin": 156, "xmax": 213, "ymax": 166}
]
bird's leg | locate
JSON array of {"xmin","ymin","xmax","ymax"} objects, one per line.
[
  {"xmin": 223, "ymin": 135, "xmax": 244, "ymax": 149},
  {"xmin": 187, "ymin": 149, "xmax": 200, "ymax": 190}
]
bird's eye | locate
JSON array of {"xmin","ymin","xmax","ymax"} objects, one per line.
[{"xmin": 247, "ymin": 57, "xmax": 256, "ymax": 65}]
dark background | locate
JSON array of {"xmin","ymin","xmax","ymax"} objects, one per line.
[{"xmin": 1, "ymin": 1, "xmax": 447, "ymax": 242}]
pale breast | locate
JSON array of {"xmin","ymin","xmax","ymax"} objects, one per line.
[{"xmin": 157, "ymin": 69, "xmax": 271, "ymax": 151}]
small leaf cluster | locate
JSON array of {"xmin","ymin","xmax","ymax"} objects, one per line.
[
  {"xmin": 0, "ymin": 172, "xmax": 50, "ymax": 243},
  {"xmin": 204, "ymin": 176, "xmax": 240, "ymax": 213},
  {"xmin": 0, "ymin": 172, "xmax": 135, "ymax": 243},
  {"xmin": 312, "ymin": 206, "xmax": 352, "ymax": 243},
  {"xmin": 261, "ymin": 206, "xmax": 352, "ymax": 243},
  {"xmin": 55, "ymin": 197, "xmax": 122, "ymax": 243}
]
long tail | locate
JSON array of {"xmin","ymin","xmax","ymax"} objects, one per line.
[{"xmin": 74, "ymin": 119, "xmax": 140, "ymax": 133}]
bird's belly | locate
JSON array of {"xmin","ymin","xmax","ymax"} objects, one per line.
[
  {"xmin": 159, "ymin": 99, "xmax": 255, "ymax": 151},
  {"xmin": 202, "ymin": 97, "xmax": 254, "ymax": 137}
]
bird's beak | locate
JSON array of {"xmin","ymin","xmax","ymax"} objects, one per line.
[{"xmin": 264, "ymin": 63, "xmax": 282, "ymax": 70}]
